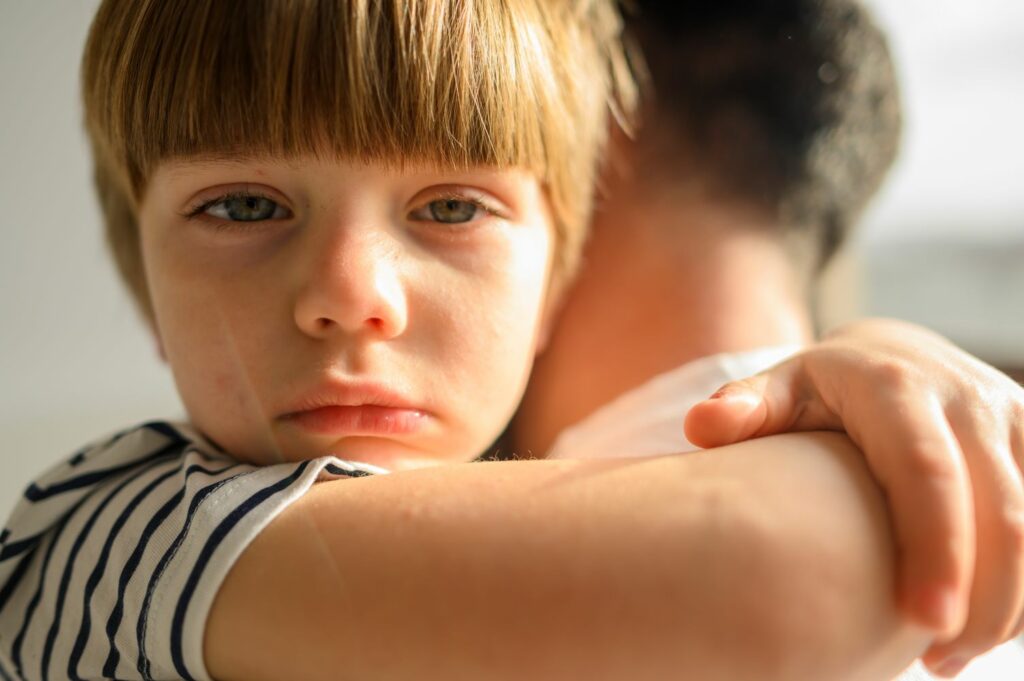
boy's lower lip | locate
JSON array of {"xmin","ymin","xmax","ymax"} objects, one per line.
[{"xmin": 283, "ymin": 405, "xmax": 427, "ymax": 436}]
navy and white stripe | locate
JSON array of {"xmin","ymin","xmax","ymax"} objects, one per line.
[{"xmin": 0, "ymin": 421, "xmax": 383, "ymax": 681}]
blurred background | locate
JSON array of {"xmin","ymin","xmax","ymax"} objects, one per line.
[
  {"xmin": 822, "ymin": 0, "xmax": 1024, "ymax": 376},
  {"xmin": 1, "ymin": 0, "xmax": 1022, "ymax": 516}
]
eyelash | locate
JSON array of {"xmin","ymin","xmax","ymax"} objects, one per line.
[
  {"xmin": 182, "ymin": 190, "xmax": 281, "ymax": 223},
  {"xmin": 409, "ymin": 192, "xmax": 503, "ymax": 224},
  {"xmin": 180, "ymin": 190, "xmax": 503, "ymax": 230}
]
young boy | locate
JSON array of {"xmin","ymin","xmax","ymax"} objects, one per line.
[
  {"xmin": 0, "ymin": 1, "xmax": 636, "ymax": 678},
  {"xmin": 0, "ymin": 2, "xmax": 1020, "ymax": 681}
]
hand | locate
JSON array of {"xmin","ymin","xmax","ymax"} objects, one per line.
[{"xmin": 683, "ymin": 318, "xmax": 1024, "ymax": 678}]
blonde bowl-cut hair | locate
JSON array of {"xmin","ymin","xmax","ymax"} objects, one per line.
[{"xmin": 81, "ymin": 0, "xmax": 637, "ymax": 327}]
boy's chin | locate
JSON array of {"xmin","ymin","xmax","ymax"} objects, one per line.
[
  {"xmin": 310, "ymin": 450, "xmax": 453, "ymax": 473},
  {"xmin": 209, "ymin": 425, "xmax": 471, "ymax": 471},
  {"xmin": 381, "ymin": 456, "xmax": 448, "ymax": 472},
  {"xmin": 315, "ymin": 439, "xmax": 458, "ymax": 473}
]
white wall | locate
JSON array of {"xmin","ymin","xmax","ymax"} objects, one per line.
[
  {"xmin": 848, "ymin": 0, "xmax": 1024, "ymax": 364},
  {"xmin": 1, "ymin": 1, "xmax": 1022, "ymax": 517},
  {"xmin": 0, "ymin": 1, "xmax": 183, "ymax": 517},
  {"xmin": 859, "ymin": 0, "xmax": 1024, "ymax": 240}
]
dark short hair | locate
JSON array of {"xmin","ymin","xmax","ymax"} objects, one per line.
[{"xmin": 627, "ymin": 0, "xmax": 902, "ymax": 273}]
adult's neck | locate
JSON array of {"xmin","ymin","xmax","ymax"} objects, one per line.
[{"xmin": 513, "ymin": 186, "xmax": 815, "ymax": 457}]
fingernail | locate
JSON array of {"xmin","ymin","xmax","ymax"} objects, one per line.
[
  {"xmin": 934, "ymin": 657, "xmax": 967, "ymax": 678},
  {"xmin": 710, "ymin": 390, "xmax": 761, "ymax": 408}
]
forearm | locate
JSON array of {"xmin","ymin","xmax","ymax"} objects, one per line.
[
  {"xmin": 731, "ymin": 433, "xmax": 933, "ymax": 681},
  {"xmin": 206, "ymin": 432, "xmax": 929, "ymax": 681}
]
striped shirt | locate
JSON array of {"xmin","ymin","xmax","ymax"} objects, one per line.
[{"xmin": 0, "ymin": 421, "xmax": 383, "ymax": 681}]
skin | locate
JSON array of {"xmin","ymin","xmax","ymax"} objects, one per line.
[
  {"xmin": 138, "ymin": 155, "xmax": 556, "ymax": 472},
  {"xmin": 207, "ymin": 432, "xmax": 930, "ymax": 681},
  {"xmin": 514, "ymin": 181, "xmax": 814, "ymax": 457},
  {"xmin": 686, "ymin": 319, "xmax": 1024, "ymax": 675}
]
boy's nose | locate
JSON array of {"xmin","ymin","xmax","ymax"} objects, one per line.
[{"xmin": 292, "ymin": 229, "xmax": 408, "ymax": 341}]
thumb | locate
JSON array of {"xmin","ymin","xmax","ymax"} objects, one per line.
[
  {"xmin": 685, "ymin": 358, "xmax": 846, "ymax": 448},
  {"xmin": 684, "ymin": 375, "xmax": 772, "ymax": 448}
]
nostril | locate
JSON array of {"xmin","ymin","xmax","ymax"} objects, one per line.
[{"xmin": 319, "ymin": 315, "xmax": 386, "ymax": 334}]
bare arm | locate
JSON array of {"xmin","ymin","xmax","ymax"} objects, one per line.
[{"xmin": 205, "ymin": 432, "xmax": 930, "ymax": 681}]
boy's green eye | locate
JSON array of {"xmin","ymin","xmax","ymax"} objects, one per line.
[
  {"xmin": 206, "ymin": 195, "xmax": 287, "ymax": 222},
  {"xmin": 429, "ymin": 199, "xmax": 478, "ymax": 223}
]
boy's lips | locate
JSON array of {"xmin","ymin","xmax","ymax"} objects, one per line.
[
  {"xmin": 284, "ymin": 405, "xmax": 427, "ymax": 436},
  {"xmin": 278, "ymin": 381, "xmax": 429, "ymax": 437}
]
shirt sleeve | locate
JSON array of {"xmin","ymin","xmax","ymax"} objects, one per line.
[{"xmin": 0, "ymin": 421, "xmax": 383, "ymax": 681}]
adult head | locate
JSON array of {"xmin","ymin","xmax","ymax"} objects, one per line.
[
  {"xmin": 513, "ymin": 0, "xmax": 904, "ymax": 456},
  {"xmin": 625, "ymin": 0, "xmax": 902, "ymax": 280}
]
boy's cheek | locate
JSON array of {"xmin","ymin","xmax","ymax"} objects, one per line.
[{"xmin": 174, "ymin": 364, "xmax": 272, "ymax": 462}]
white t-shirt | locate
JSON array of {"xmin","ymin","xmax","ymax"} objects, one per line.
[
  {"xmin": 548, "ymin": 344, "xmax": 803, "ymax": 460},
  {"xmin": 547, "ymin": 345, "xmax": 1024, "ymax": 680},
  {"xmin": 0, "ymin": 421, "xmax": 383, "ymax": 681}
]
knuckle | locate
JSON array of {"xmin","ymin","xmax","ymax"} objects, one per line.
[
  {"xmin": 870, "ymin": 359, "xmax": 914, "ymax": 392},
  {"xmin": 902, "ymin": 444, "xmax": 960, "ymax": 487},
  {"xmin": 954, "ymin": 402, "xmax": 1001, "ymax": 439},
  {"xmin": 956, "ymin": 379, "xmax": 987, "ymax": 407}
]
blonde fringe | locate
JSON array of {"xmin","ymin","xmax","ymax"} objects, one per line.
[{"xmin": 81, "ymin": 0, "xmax": 636, "ymax": 321}]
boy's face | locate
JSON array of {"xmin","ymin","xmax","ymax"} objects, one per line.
[{"xmin": 138, "ymin": 156, "xmax": 555, "ymax": 470}]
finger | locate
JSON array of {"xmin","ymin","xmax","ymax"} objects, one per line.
[
  {"xmin": 684, "ymin": 375, "xmax": 770, "ymax": 448},
  {"xmin": 1013, "ymin": 400, "xmax": 1024, "ymax": 476},
  {"xmin": 922, "ymin": 415, "xmax": 1024, "ymax": 671},
  {"xmin": 844, "ymin": 390, "xmax": 974, "ymax": 638},
  {"xmin": 684, "ymin": 359, "xmax": 841, "ymax": 448},
  {"xmin": 998, "ymin": 402, "xmax": 1024, "ymax": 642}
]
